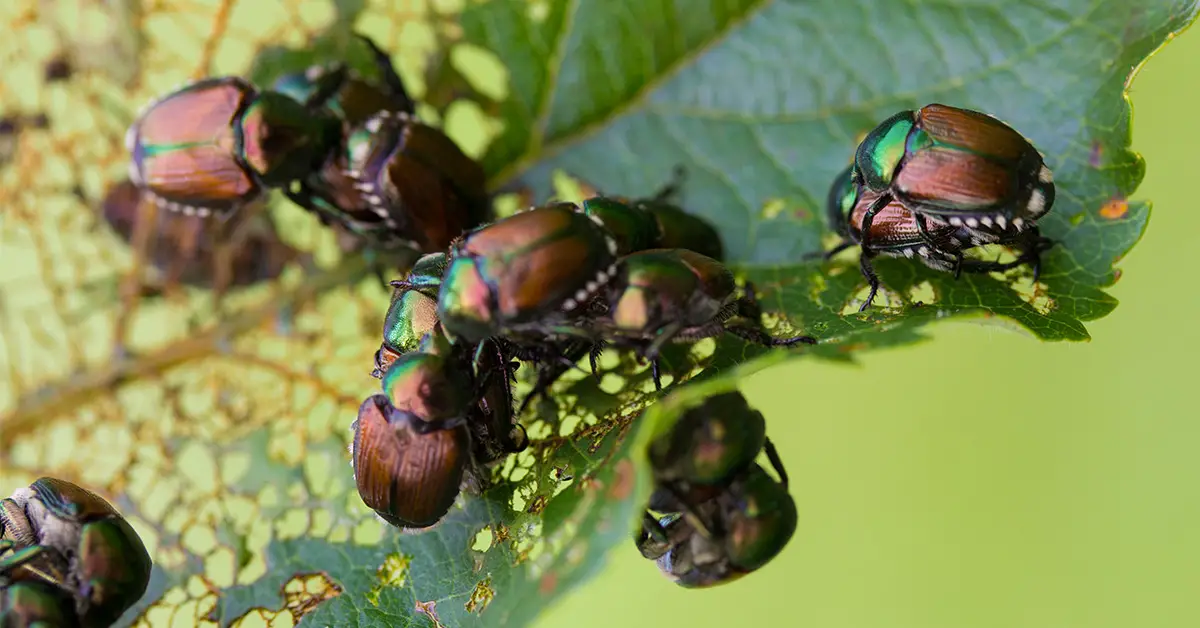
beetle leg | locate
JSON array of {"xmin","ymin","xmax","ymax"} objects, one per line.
[
  {"xmin": 301, "ymin": 62, "xmax": 349, "ymax": 111},
  {"xmin": 650, "ymin": 164, "xmax": 688, "ymax": 202},
  {"xmin": 354, "ymin": 33, "xmax": 417, "ymax": 114},
  {"xmin": 857, "ymin": 191, "xmax": 891, "ymax": 251},
  {"xmin": 728, "ymin": 283, "xmax": 817, "ymax": 346},
  {"xmin": 739, "ymin": 280, "xmax": 764, "ymax": 318},
  {"xmin": 504, "ymin": 422, "xmax": 529, "ymax": 454},
  {"xmin": 858, "ymin": 250, "xmax": 882, "ymax": 311},
  {"xmin": 588, "ymin": 342, "xmax": 606, "ymax": 379},
  {"xmin": 913, "ymin": 214, "xmax": 964, "ymax": 275},
  {"xmin": 651, "ymin": 359, "xmax": 663, "ymax": 391},
  {"xmin": 958, "ymin": 229, "xmax": 1053, "ymax": 279},
  {"xmin": 413, "ymin": 414, "xmax": 469, "ymax": 434},
  {"xmin": 642, "ymin": 512, "xmax": 670, "ymax": 543},
  {"xmin": 1025, "ymin": 229, "xmax": 1055, "ymax": 283},
  {"xmin": 516, "ymin": 341, "xmax": 592, "ymax": 416},
  {"xmin": 0, "ymin": 544, "xmax": 70, "ymax": 585},
  {"xmin": 763, "ymin": 438, "xmax": 790, "ymax": 489},
  {"xmin": 664, "ymin": 483, "xmax": 722, "ymax": 540},
  {"xmin": 803, "ymin": 239, "xmax": 855, "ymax": 262},
  {"xmin": 724, "ymin": 323, "xmax": 816, "ymax": 348},
  {"xmin": 388, "ymin": 279, "xmax": 423, "ymax": 292},
  {"xmin": 644, "ymin": 321, "xmax": 685, "ymax": 363}
]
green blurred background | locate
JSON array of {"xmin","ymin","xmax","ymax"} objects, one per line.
[{"xmin": 539, "ymin": 26, "xmax": 1200, "ymax": 628}]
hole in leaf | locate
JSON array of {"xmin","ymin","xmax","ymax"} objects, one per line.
[{"xmin": 472, "ymin": 526, "xmax": 495, "ymax": 552}]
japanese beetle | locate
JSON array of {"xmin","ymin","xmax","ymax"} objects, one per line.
[
  {"xmin": 345, "ymin": 110, "xmax": 491, "ymax": 252},
  {"xmin": 638, "ymin": 463, "xmax": 797, "ymax": 588},
  {"xmin": 581, "ymin": 168, "xmax": 724, "ymax": 260},
  {"xmin": 0, "ymin": 579, "xmax": 82, "ymax": 627},
  {"xmin": 353, "ymin": 345, "xmax": 525, "ymax": 528},
  {"xmin": 1, "ymin": 477, "xmax": 152, "ymax": 627},
  {"xmin": 126, "ymin": 74, "xmax": 342, "ymax": 217},
  {"xmin": 595, "ymin": 249, "xmax": 815, "ymax": 388},
  {"xmin": 825, "ymin": 165, "xmax": 1053, "ymax": 310},
  {"xmin": 384, "ymin": 334, "xmax": 526, "ymax": 463},
  {"xmin": 648, "ymin": 391, "xmax": 775, "ymax": 487},
  {"xmin": 437, "ymin": 202, "xmax": 619, "ymax": 345},
  {"xmin": 351, "ymin": 393, "xmax": 471, "ymax": 529},
  {"xmin": 101, "ymin": 177, "xmax": 299, "ymax": 292},
  {"xmin": 372, "ymin": 252, "xmax": 449, "ymax": 378},
  {"xmin": 853, "ymin": 103, "xmax": 1054, "ymax": 238},
  {"xmin": 379, "ymin": 347, "xmax": 474, "ymax": 420}
]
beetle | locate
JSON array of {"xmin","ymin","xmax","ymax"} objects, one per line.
[
  {"xmin": 592, "ymin": 249, "xmax": 816, "ymax": 388},
  {"xmin": 1, "ymin": 477, "xmax": 152, "ymax": 627},
  {"xmin": 851, "ymin": 103, "xmax": 1055, "ymax": 244},
  {"xmin": 824, "ymin": 165, "xmax": 1054, "ymax": 310},
  {"xmin": 0, "ymin": 578, "xmax": 82, "ymax": 627},
  {"xmin": 647, "ymin": 391, "xmax": 786, "ymax": 488},
  {"xmin": 125, "ymin": 33, "xmax": 409, "ymax": 224},
  {"xmin": 126, "ymin": 73, "xmax": 342, "ymax": 217},
  {"xmin": 383, "ymin": 325, "xmax": 527, "ymax": 462},
  {"xmin": 101, "ymin": 177, "xmax": 299, "ymax": 294},
  {"xmin": 436, "ymin": 202, "xmax": 619, "ymax": 345},
  {"xmin": 351, "ymin": 393, "xmax": 471, "ymax": 529},
  {"xmin": 343, "ymin": 109, "xmax": 491, "ymax": 252},
  {"xmin": 637, "ymin": 463, "xmax": 798, "ymax": 588},
  {"xmin": 372, "ymin": 252, "xmax": 450, "ymax": 378},
  {"xmin": 580, "ymin": 167, "xmax": 724, "ymax": 260},
  {"xmin": 353, "ymin": 342, "xmax": 526, "ymax": 529}
]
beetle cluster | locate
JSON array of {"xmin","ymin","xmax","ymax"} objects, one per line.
[
  {"xmin": 1, "ymin": 477, "xmax": 152, "ymax": 627},
  {"xmin": 636, "ymin": 391, "xmax": 797, "ymax": 587},
  {"xmin": 355, "ymin": 177, "xmax": 818, "ymax": 530},
  {"xmin": 114, "ymin": 28, "xmax": 1065, "ymax": 599},
  {"xmin": 124, "ymin": 33, "xmax": 488, "ymax": 259},
  {"xmin": 821, "ymin": 103, "xmax": 1057, "ymax": 309}
]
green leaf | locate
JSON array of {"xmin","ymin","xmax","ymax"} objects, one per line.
[
  {"xmin": 464, "ymin": 0, "xmax": 1199, "ymax": 340},
  {"xmin": 0, "ymin": 1, "xmax": 1195, "ymax": 627}
]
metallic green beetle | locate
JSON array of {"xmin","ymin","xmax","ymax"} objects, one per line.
[
  {"xmin": 1, "ymin": 477, "xmax": 152, "ymax": 627},
  {"xmin": 594, "ymin": 249, "xmax": 815, "ymax": 388},
  {"xmin": 437, "ymin": 202, "xmax": 619, "ymax": 345},
  {"xmin": 353, "ymin": 342, "xmax": 525, "ymax": 529},
  {"xmin": 580, "ymin": 168, "xmax": 724, "ymax": 260},
  {"xmin": 344, "ymin": 110, "xmax": 491, "ymax": 253},
  {"xmin": 647, "ymin": 391, "xmax": 780, "ymax": 487},
  {"xmin": 824, "ymin": 165, "xmax": 1054, "ymax": 310},
  {"xmin": 852, "ymin": 103, "xmax": 1055, "ymax": 244},
  {"xmin": 372, "ymin": 252, "xmax": 449, "ymax": 378},
  {"xmin": 639, "ymin": 463, "xmax": 798, "ymax": 588},
  {"xmin": 0, "ymin": 577, "xmax": 82, "ymax": 627},
  {"xmin": 265, "ymin": 47, "xmax": 424, "ymax": 248},
  {"xmin": 126, "ymin": 73, "xmax": 343, "ymax": 217}
]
